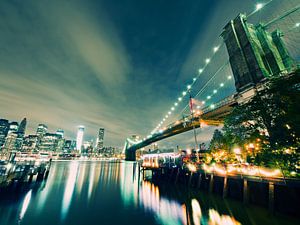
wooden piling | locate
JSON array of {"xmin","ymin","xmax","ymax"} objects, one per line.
[
  {"xmin": 243, "ymin": 179, "xmax": 249, "ymax": 204},
  {"xmin": 223, "ymin": 177, "xmax": 228, "ymax": 198},
  {"xmin": 209, "ymin": 174, "xmax": 214, "ymax": 193},
  {"xmin": 268, "ymin": 182, "xmax": 275, "ymax": 213}
]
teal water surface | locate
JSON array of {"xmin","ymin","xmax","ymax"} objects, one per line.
[{"xmin": 0, "ymin": 161, "xmax": 298, "ymax": 225}]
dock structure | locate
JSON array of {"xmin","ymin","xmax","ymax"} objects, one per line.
[
  {"xmin": 0, "ymin": 152, "xmax": 51, "ymax": 187},
  {"xmin": 140, "ymin": 153, "xmax": 300, "ymax": 216}
]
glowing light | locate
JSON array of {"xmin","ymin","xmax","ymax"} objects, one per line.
[
  {"xmin": 196, "ymin": 106, "xmax": 200, "ymax": 109},
  {"xmin": 213, "ymin": 46, "xmax": 219, "ymax": 52},
  {"xmin": 220, "ymin": 83, "xmax": 224, "ymax": 87},
  {"xmin": 207, "ymin": 96, "xmax": 211, "ymax": 99},
  {"xmin": 233, "ymin": 148, "xmax": 241, "ymax": 154},
  {"xmin": 61, "ymin": 162, "xmax": 79, "ymax": 220},
  {"xmin": 174, "ymin": 102, "xmax": 178, "ymax": 106},
  {"xmin": 213, "ymin": 89, "xmax": 217, "ymax": 94},
  {"xmin": 168, "ymin": 111, "xmax": 171, "ymax": 115},
  {"xmin": 19, "ymin": 190, "xmax": 32, "ymax": 221},
  {"xmin": 171, "ymin": 107, "xmax": 175, "ymax": 111},
  {"xmin": 296, "ymin": 23, "xmax": 300, "ymax": 27},
  {"xmin": 201, "ymin": 101, "xmax": 205, "ymax": 104},
  {"xmin": 191, "ymin": 199, "xmax": 202, "ymax": 225},
  {"xmin": 76, "ymin": 126, "xmax": 84, "ymax": 152},
  {"xmin": 166, "ymin": 115, "xmax": 168, "ymax": 118},
  {"xmin": 227, "ymin": 75, "xmax": 232, "ymax": 79},
  {"xmin": 187, "ymin": 163, "xmax": 197, "ymax": 172},
  {"xmin": 205, "ymin": 58, "xmax": 210, "ymax": 64},
  {"xmin": 163, "ymin": 118, "xmax": 165, "ymax": 121},
  {"xmin": 178, "ymin": 97, "xmax": 182, "ymax": 101},
  {"xmin": 182, "ymin": 91, "xmax": 187, "ymax": 96},
  {"xmin": 198, "ymin": 68, "xmax": 203, "ymax": 74},
  {"xmin": 193, "ymin": 77, "xmax": 197, "ymax": 81},
  {"xmin": 210, "ymin": 104, "xmax": 215, "ymax": 109},
  {"xmin": 256, "ymin": 3, "xmax": 263, "ymax": 11},
  {"xmin": 187, "ymin": 85, "xmax": 191, "ymax": 90}
]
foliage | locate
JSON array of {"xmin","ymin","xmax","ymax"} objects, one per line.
[
  {"xmin": 223, "ymin": 70, "xmax": 300, "ymax": 149},
  {"xmin": 207, "ymin": 70, "xmax": 300, "ymax": 173}
]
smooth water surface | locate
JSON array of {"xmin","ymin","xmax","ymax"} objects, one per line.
[{"xmin": 0, "ymin": 161, "xmax": 298, "ymax": 225}]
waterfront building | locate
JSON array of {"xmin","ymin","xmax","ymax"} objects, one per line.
[
  {"xmin": 38, "ymin": 133, "xmax": 61, "ymax": 152},
  {"xmin": 100, "ymin": 146, "xmax": 115, "ymax": 157},
  {"xmin": 83, "ymin": 140, "xmax": 94, "ymax": 154},
  {"xmin": 63, "ymin": 140, "xmax": 72, "ymax": 152},
  {"xmin": 0, "ymin": 119, "xmax": 9, "ymax": 150},
  {"xmin": 22, "ymin": 135, "xmax": 38, "ymax": 152},
  {"xmin": 96, "ymin": 128, "xmax": 105, "ymax": 151},
  {"xmin": 76, "ymin": 126, "xmax": 84, "ymax": 152},
  {"xmin": 3, "ymin": 132, "xmax": 18, "ymax": 153}
]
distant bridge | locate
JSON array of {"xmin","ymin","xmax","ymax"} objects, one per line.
[
  {"xmin": 125, "ymin": 95, "xmax": 237, "ymax": 160},
  {"xmin": 125, "ymin": 4, "xmax": 300, "ymax": 161}
]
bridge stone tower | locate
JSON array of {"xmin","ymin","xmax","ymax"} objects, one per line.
[{"xmin": 221, "ymin": 14, "xmax": 294, "ymax": 92}]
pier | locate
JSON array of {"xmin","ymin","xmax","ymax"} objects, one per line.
[
  {"xmin": 0, "ymin": 152, "xmax": 52, "ymax": 187},
  {"xmin": 140, "ymin": 153, "xmax": 300, "ymax": 217}
]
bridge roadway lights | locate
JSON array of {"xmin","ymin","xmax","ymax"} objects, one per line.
[{"xmin": 125, "ymin": 149, "xmax": 136, "ymax": 161}]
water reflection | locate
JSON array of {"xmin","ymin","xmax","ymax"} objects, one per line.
[
  {"xmin": 61, "ymin": 161, "xmax": 79, "ymax": 220},
  {"xmin": 0, "ymin": 161, "xmax": 297, "ymax": 225},
  {"xmin": 191, "ymin": 199, "xmax": 202, "ymax": 225},
  {"xmin": 120, "ymin": 163, "xmax": 241, "ymax": 225},
  {"xmin": 19, "ymin": 190, "xmax": 32, "ymax": 223}
]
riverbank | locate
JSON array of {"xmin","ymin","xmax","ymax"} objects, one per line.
[{"xmin": 142, "ymin": 166, "xmax": 300, "ymax": 218}]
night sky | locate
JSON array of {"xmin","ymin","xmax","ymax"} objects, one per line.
[{"xmin": 0, "ymin": 0, "xmax": 298, "ymax": 147}]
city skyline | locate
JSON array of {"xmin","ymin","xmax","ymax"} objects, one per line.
[{"xmin": 0, "ymin": 116, "xmax": 112, "ymax": 152}]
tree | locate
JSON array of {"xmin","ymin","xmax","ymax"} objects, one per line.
[
  {"xmin": 223, "ymin": 70, "xmax": 300, "ymax": 149},
  {"xmin": 209, "ymin": 129, "xmax": 227, "ymax": 152},
  {"xmin": 220, "ymin": 70, "xmax": 300, "ymax": 173}
]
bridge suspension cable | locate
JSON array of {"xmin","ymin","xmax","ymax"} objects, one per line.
[{"xmin": 147, "ymin": 0, "xmax": 299, "ymax": 139}]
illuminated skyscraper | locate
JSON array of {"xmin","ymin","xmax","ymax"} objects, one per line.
[
  {"xmin": 56, "ymin": 129, "xmax": 64, "ymax": 138},
  {"xmin": 76, "ymin": 126, "xmax": 84, "ymax": 152},
  {"xmin": 0, "ymin": 119, "xmax": 9, "ymax": 150},
  {"xmin": 14, "ymin": 118, "xmax": 27, "ymax": 151},
  {"xmin": 8, "ymin": 122, "xmax": 19, "ymax": 134},
  {"xmin": 36, "ymin": 124, "xmax": 48, "ymax": 138},
  {"xmin": 22, "ymin": 135, "xmax": 38, "ymax": 152},
  {"xmin": 18, "ymin": 118, "xmax": 27, "ymax": 134},
  {"xmin": 97, "ymin": 128, "xmax": 105, "ymax": 151}
]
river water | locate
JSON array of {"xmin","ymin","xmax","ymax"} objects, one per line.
[{"xmin": 0, "ymin": 161, "xmax": 298, "ymax": 225}]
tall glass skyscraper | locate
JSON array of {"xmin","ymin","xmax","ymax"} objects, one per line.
[
  {"xmin": 0, "ymin": 119, "xmax": 9, "ymax": 150},
  {"xmin": 97, "ymin": 128, "xmax": 105, "ymax": 150},
  {"xmin": 76, "ymin": 126, "xmax": 84, "ymax": 152}
]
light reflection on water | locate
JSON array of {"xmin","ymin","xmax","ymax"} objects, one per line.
[
  {"xmin": 61, "ymin": 161, "xmax": 79, "ymax": 220},
  {"xmin": 0, "ymin": 161, "xmax": 297, "ymax": 225},
  {"xmin": 18, "ymin": 190, "xmax": 32, "ymax": 222}
]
